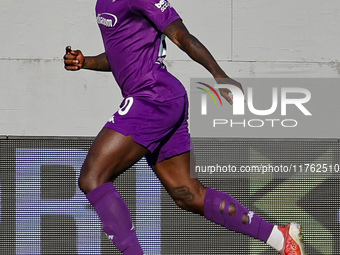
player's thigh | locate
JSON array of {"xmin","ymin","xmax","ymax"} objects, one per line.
[
  {"xmin": 80, "ymin": 128, "xmax": 149, "ymax": 193},
  {"xmin": 152, "ymin": 151, "xmax": 206, "ymax": 214}
]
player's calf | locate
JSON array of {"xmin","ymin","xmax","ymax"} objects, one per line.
[
  {"xmin": 86, "ymin": 182, "xmax": 144, "ymax": 255},
  {"xmin": 170, "ymin": 185, "xmax": 206, "ymax": 215},
  {"xmin": 204, "ymin": 187, "xmax": 274, "ymax": 241}
]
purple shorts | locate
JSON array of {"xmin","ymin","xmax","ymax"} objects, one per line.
[{"xmin": 104, "ymin": 95, "xmax": 193, "ymax": 165}]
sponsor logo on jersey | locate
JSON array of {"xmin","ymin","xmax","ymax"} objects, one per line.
[
  {"xmin": 97, "ymin": 13, "xmax": 118, "ymax": 28},
  {"xmin": 155, "ymin": 0, "xmax": 171, "ymax": 12}
]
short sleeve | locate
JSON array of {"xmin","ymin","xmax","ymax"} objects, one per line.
[{"xmin": 129, "ymin": 0, "xmax": 182, "ymax": 32}]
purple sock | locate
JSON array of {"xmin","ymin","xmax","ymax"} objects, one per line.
[
  {"xmin": 86, "ymin": 182, "xmax": 144, "ymax": 255},
  {"xmin": 204, "ymin": 187, "xmax": 273, "ymax": 242}
]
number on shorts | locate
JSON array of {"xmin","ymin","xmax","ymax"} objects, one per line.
[{"xmin": 118, "ymin": 97, "xmax": 134, "ymax": 115}]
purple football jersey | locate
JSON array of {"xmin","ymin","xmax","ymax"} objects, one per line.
[{"xmin": 96, "ymin": 0, "xmax": 186, "ymax": 101}]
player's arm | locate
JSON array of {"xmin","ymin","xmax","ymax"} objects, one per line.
[
  {"xmin": 64, "ymin": 46, "xmax": 111, "ymax": 71},
  {"xmin": 164, "ymin": 20, "xmax": 242, "ymax": 104}
]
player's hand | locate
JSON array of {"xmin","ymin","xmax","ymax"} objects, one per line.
[
  {"xmin": 64, "ymin": 46, "xmax": 85, "ymax": 71},
  {"xmin": 216, "ymin": 77, "xmax": 244, "ymax": 105}
]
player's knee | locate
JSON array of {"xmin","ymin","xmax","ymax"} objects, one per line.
[
  {"xmin": 78, "ymin": 166, "xmax": 104, "ymax": 194},
  {"xmin": 78, "ymin": 173, "xmax": 95, "ymax": 194},
  {"xmin": 79, "ymin": 173, "xmax": 110, "ymax": 194}
]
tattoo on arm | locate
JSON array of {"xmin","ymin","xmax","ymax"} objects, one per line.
[{"xmin": 172, "ymin": 186, "xmax": 195, "ymax": 202}]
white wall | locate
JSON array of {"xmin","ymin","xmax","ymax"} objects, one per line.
[{"xmin": 1, "ymin": 0, "xmax": 339, "ymax": 136}]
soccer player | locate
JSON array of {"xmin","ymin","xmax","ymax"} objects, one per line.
[{"xmin": 64, "ymin": 0, "xmax": 305, "ymax": 254}]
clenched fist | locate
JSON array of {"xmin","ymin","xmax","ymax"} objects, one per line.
[{"xmin": 63, "ymin": 46, "xmax": 85, "ymax": 71}]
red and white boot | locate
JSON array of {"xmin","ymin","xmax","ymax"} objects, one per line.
[{"xmin": 278, "ymin": 222, "xmax": 306, "ymax": 255}]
